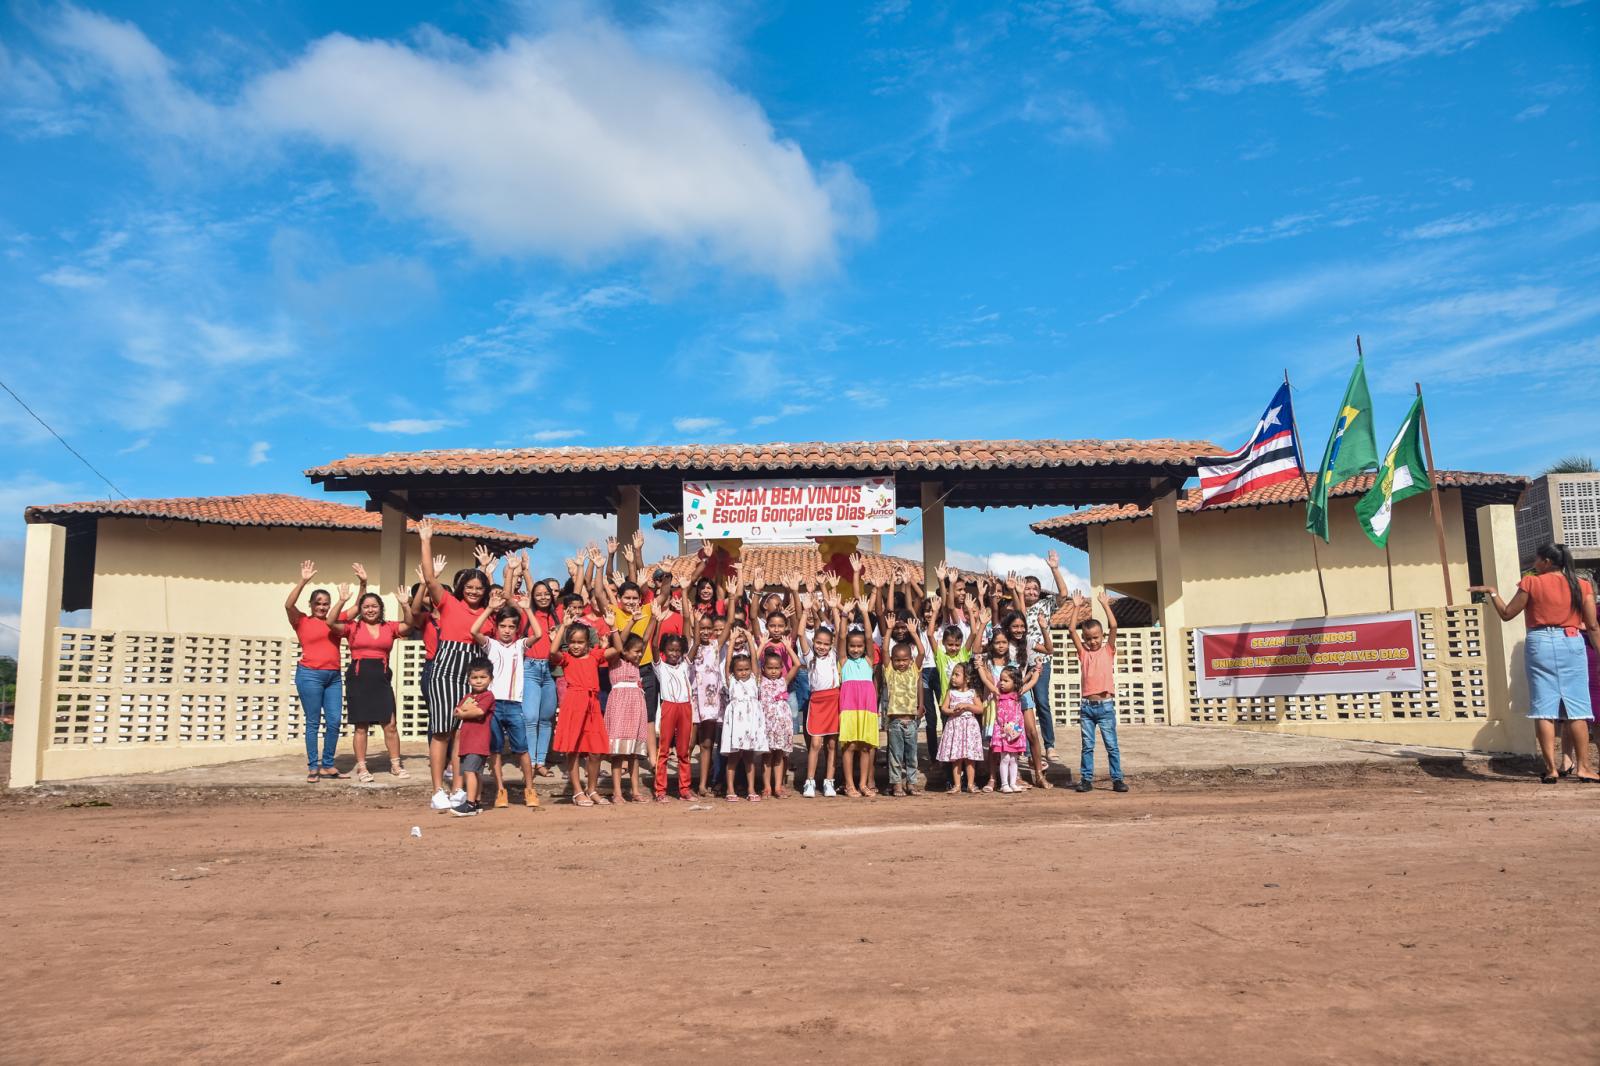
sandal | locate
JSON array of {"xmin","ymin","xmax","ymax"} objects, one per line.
[
  {"xmin": 592, "ymin": 793, "xmax": 612, "ymax": 805},
  {"xmin": 306, "ymin": 769, "xmax": 320, "ymax": 783},
  {"xmin": 748, "ymin": 794, "xmax": 761, "ymax": 803},
  {"xmin": 726, "ymin": 793, "xmax": 740, "ymax": 803},
  {"xmin": 389, "ymin": 762, "xmax": 410, "ymax": 778},
  {"xmin": 354, "ymin": 766, "xmax": 375, "ymax": 784},
  {"xmin": 319, "ymin": 768, "xmax": 349, "ymax": 780},
  {"xmin": 574, "ymin": 793, "xmax": 595, "ymax": 807}
]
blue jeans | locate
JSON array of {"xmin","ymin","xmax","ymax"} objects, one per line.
[
  {"xmin": 294, "ymin": 665, "xmax": 342, "ymax": 770},
  {"xmin": 494, "ymin": 699, "xmax": 528, "ymax": 754},
  {"xmin": 524, "ymin": 658, "xmax": 559, "ymax": 764},
  {"xmin": 1079, "ymin": 699, "xmax": 1122, "ymax": 783},
  {"xmin": 922, "ymin": 666, "xmax": 941, "ymax": 761},
  {"xmin": 1032, "ymin": 660, "xmax": 1056, "ymax": 749},
  {"xmin": 887, "ymin": 716, "xmax": 919, "ymax": 785}
]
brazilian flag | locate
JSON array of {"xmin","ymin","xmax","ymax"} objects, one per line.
[{"xmin": 1306, "ymin": 359, "xmax": 1378, "ymax": 542}]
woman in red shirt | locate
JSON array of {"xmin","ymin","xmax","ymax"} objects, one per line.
[
  {"xmin": 286, "ymin": 560, "xmax": 358, "ymax": 783},
  {"xmin": 330, "ymin": 592, "xmax": 415, "ymax": 783},
  {"xmin": 417, "ymin": 520, "xmax": 496, "ymax": 810},
  {"xmin": 1474, "ymin": 542, "xmax": 1600, "ymax": 782}
]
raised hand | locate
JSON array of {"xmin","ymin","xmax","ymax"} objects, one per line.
[
  {"xmin": 473, "ymin": 544, "xmax": 496, "ymax": 571},
  {"xmin": 299, "ymin": 559, "xmax": 317, "ymax": 581},
  {"xmin": 849, "ymin": 551, "xmax": 864, "ymax": 573},
  {"xmin": 336, "ymin": 582, "xmax": 352, "ymax": 601},
  {"xmin": 565, "ymin": 557, "xmax": 580, "ymax": 577},
  {"xmin": 511, "ymin": 591, "xmax": 529, "ymax": 609},
  {"xmin": 605, "ymin": 536, "xmax": 618, "ymax": 556},
  {"xmin": 620, "ymin": 544, "xmax": 635, "ymax": 564},
  {"xmin": 935, "ymin": 561, "xmax": 948, "ymax": 584},
  {"xmin": 416, "ymin": 518, "xmax": 434, "ymax": 540},
  {"xmin": 432, "ymin": 554, "xmax": 448, "ymax": 575},
  {"xmin": 631, "ymin": 528, "xmax": 645, "ymax": 552},
  {"xmin": 351, "ymin": 562, "xmax": 368, "ymax": 583},
  {"xmin": 488, "ymin": 588, "xmax": 507, "ymax": 610},
  {"xmin": 1046, "ymin": 549, "xmax": 1060, "ymax": 569}
]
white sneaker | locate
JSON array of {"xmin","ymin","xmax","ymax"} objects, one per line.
[
  {"xmin": 802, "ymin": 780, "xmax": 816, "ymax": 798},
  {"xmin": 430, "ymin": 789, "xmax": 452, "ymax": 811},
  {"xmin": 449, "ymin": 788, "xmax": 466, "ymax": 805},
  {"xmin": 822, "ymin": 780, "xmax": 837, "ymax": 797}
]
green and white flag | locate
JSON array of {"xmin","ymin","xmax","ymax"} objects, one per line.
[
  {"xmin": 1355, "ymin": 394, "xmax": 1431, "ymax": 548},
  {"xmin": 1306, "ymin": 358, "xmax": 1378, "ymax": 542}
]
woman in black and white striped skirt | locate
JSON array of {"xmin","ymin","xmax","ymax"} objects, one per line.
[{"xmin": 418, "ymin": 519, "xmax": 495, "ymax": 811}]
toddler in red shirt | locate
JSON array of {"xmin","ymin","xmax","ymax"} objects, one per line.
[{"xmin": 450, "ymin": 659, "xmax": 496, "ymax": 817}]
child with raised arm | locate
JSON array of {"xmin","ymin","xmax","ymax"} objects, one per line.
[
  {"xmin": 757, "ymin": 646, "xmax": 801, "ymax": 798},
  {"xmin": 549, "ymin": 620, "xmax": 620, "ymax": 807},
  {"xmin": 1068, "ymin": 591, "xmax": 1127, "ymax": 793},
  {"xmin": 687, "ymin": 605, "xmax": 726, "ymax": 796},
  {"xmin": 606, "ymin": 622, "xmax": 659, "ymax": 805},
  {"xmin": 883, "ymin": 634, "xmax": 925, "ymax": 797},
  {"xmin": 978, "ymin": 662, "xmax": 1040, "ymax": 794},
  {"xmin": 798, "ymin": 591, "xmax": 844, "ymax": 798},
  {"xmin": 719, "ymin": 628, "xmax": 768, "ymax": 802},
  {"xmin": 653, "ymin": 630, "xmax": 696, "ymax": 801},
  {"xmin": 469, "ymin": 590, "xmax": 540, "ymax": 809},
  {"xmin": 838, "ymin": 614, "xmax": 881, "ymax": 798}
]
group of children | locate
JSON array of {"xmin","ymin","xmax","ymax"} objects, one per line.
[{"xmin": 405, "ymin": 522, "xmax": 1128, "ymax": 816}]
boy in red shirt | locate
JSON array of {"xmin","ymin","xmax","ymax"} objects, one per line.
[{"xmin": 451, "ymin": 659, "xmax": 497, "ymax": 817}]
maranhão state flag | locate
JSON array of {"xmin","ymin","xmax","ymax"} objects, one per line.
[{"xmin": 1196, "ymin": 382, "xmax": 1304, "ymax": 507}]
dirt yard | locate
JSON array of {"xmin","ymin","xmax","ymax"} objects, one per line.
[{"xmin": 2, "ymin": 772, "xmax": 1594, "ymax": 1064}]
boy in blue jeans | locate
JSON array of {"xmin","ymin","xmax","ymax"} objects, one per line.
[{"xmin": 1066, "ymin": 592, "xmax": 1128, "ymax": 793}]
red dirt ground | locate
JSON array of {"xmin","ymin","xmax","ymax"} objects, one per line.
[{"xmin": 2, "ymin": 773, "xmax": 1594, "ymax": 1064}]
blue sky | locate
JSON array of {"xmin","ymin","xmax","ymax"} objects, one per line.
[{"xmin": 1, "ymin": 0, "xmax": 1597, "ymax": 651}]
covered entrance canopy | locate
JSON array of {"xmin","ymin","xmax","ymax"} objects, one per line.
[{"xmin": 305, "ymin": 435, "xmax": 1214, "ymax": 589}]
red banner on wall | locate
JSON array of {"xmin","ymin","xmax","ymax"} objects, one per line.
[{"xmin": 1193, "ymin": 611, "xmax": 1423, "ymax": 698}]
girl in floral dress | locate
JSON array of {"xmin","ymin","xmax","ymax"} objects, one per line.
[
  {"xmin": 980, "ymin": 664, "xmax": 1035, "ymax": 794},
  {"xmin": 937, "ymin": 663, "xmax": 985, "ymax": 794},
  {"xmin": 719, "ymin": 628, "xmax": 768, "ymax": 802},
  {"xmin": 758, "ymin": 648, "xmax": 800, "ymax": 798},
  {"xmin": 688, "ymin": 613, "xmax": 726, "ymax": 795}
]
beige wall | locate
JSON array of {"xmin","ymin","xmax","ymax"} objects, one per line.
[
  {"xmin": 1089, "ymin": 489, "xmax": 1471, "ymax": 627},
  {"xmin": 89, "ymin": 518, "xmax": 490, "ymax": 636}
]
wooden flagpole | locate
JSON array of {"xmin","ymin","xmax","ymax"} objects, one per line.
[
  {"xmin": 1284, "ymin": 367, "xmax": 1329, "ymax": 616},
  {"xmin": 1414, "ymin": 381, "xmax": 1453, "ymax": 606},
  {"xmin": 1359, "ymin": 336, "xmax": 1397, "ymax": 610}
]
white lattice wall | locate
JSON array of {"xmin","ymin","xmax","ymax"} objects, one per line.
[
  {"xmin": 1047, "ymin": 625, "xmax": 1166, "ymax": 726},
  {"xmin": 46, "ymin": 628, "xmax": 430, "ymax": 758}
]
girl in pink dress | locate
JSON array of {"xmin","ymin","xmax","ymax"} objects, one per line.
[
  {"xmin": 980, "ymin": 664, "xmax": 1034, "ymax": 794},
  {"xmin": 605, "ymin": 628, "xmax": 656, "ymax": 804}
]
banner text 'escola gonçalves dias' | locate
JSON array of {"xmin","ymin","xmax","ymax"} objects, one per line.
[
  {"xmin": 681, "ymin": 477, "xmax": 897, "ymax": 543},
  {"xmin": 1193, "ymin": 611, "xmax": 1423, "ymax": 698}
]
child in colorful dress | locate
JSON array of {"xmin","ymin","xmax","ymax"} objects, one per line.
[
  {"xmin": 798, "ymin": 595, "xmax": 844, "ymax": 798},
  {"xmin": 720, "ymin": 630, "xmax": 768, "ymax": 802},
  {"xmin": 688, "ymin": 610, "xmax": 726, "ymax": 795},
  {"xmin": 979, "ymin": 663, "xmax": 1037, "ymax": 794},
  {"xmin": 605, "ymin": 625, "xmax": 658, "ymax": 804},
  {"xmin": 549, "ymin": 621, "xmax": 619, "ymax": 808},
  {"xmin": 838, "ymin": 621, "xmax": 881, "ymax": 798},
  {"xmin": 937, "ymin": 663, "xmax": 985, "ymax": 793},
  {"xmin": 653, "ymin": 633, "xmax": 696, "ymax": 801},
  {"xmin": 758, "ymin": 647, "xmax": 800, "ymax": 798}
]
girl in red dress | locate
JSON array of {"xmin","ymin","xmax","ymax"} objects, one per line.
[{"xmin": 549, "ymin": 620, "xmax": 619, "ymax": 807}]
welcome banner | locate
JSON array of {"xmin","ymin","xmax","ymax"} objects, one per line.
[
  {"xmin": 1193, "ymin": 611, "xmax": 1422, "ymax": 698},
  {"xmin": 682, "ymin": 477, "xmax": 897, "ymax": 542}
]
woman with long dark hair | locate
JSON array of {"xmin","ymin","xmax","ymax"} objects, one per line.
[
  {"xmin": 1473, "ymin": 543, "xmax": 1600, "ymax": 782},
  {"xmin": 418, "ymin": 520, "xmax": 495, "ymax": 810},
  {"xmin": 329, "ymin": 591, "xmax": 414, "ymax": 783}
]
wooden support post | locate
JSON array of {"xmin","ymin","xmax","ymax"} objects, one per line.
[
  {"xmin": 617, "ymin": 485, "xmax": 640, "ymax": 547},
  {"xmin": 9, "ymin": 522, "xmax": 66, "ymax": 789},
  {"xmin": 1477, "ymin": 503, "xmax": 1534, "ymax": 753},
  {"xmin": 1152, "ymin": 483, "xmax": 1190, "ymax": 727},
  {"xmin": 378, "ymin": 490, "xmax": 409, "ymax": 602},
  {"xmin": 920, "ymin": 482, "xmax": 945, "ymax": 596}
]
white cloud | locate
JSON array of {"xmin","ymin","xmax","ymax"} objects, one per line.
[
  {"xmin": 366, "ymin": 418, "xmax": 455, "ymax": 435},
  {"xmin": 247, "ymin": 440, "xmax": 270, "ymax": 466},
  {"xmin": 0, "ymin": 475, "xmax": 81, "ymax": 518},
  {"xmin": 1514, "ymin": 102, "xmax": 1549, "ymax": 122},
  {"xmin": 529, "ymin": 428, "xmax": 585, "ymax": 442},
  {"xmin": 1113, "ymin": 0, "xmax": 1218, "ymax": 22},
  {"xmin": 0, "ymin": 612, "xmax": 18, "ymax": 658},
  {"xmin": 748, "ymin": 414, "xmax": 778, "ymax": 427},
  {"xmin": 1201, "ymin": 0, "xmax": 1538, "ymax": 92},
  {"xmin": 193, "ymin": 453, "xmax": 215, "ymax": 464},
  {"xmin": 40, "ymin": 265, "xmax": 102, "ymax": 288},
  {"xmin": 673, "ymin": 416, "xmax": 723, "ymax": 433},
  {"xmin": 1020, "ymin": 91, "xmax": 1111, "ymax": 145},
  {"xmin": 35, "ymin": 10, "xmax": 872, "ymax": 283},
  {"xmin": 844, "ymin": 387, "xmax": 888, "ymax": 408},
  {"xmin": 1400, "ymin": 208, "xmax": 1521, "ymax": 241}
]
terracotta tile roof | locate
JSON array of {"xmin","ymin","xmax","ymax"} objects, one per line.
[
  {"xmin": 24, "ymin": 493, "xmax": 539, "ymax": 547},
  {"xmin": 1048, "ymin": 596, "xmax": 1152, "ymax": 628},
  {"xmin": 1031, "ymin": 470, "xmax": 1527, "ymax": 543},
  {"xmin": 307, "ymin": 438, "xmax": 1217, "ymax": 479}
]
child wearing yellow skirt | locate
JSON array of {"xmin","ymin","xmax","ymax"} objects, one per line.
[{"xmin": 838, "ymin": 629, "xmax": 880, "ymax": 798}]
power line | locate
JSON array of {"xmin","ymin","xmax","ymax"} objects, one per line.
[{"xmin": 0, "ymin": 377, "xmax": 127, "ymax": 500}]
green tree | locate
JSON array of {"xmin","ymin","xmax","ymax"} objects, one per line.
[{"xmin": 1546, "ymin": 455, "xmax": 1596, "ymax": 474}]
